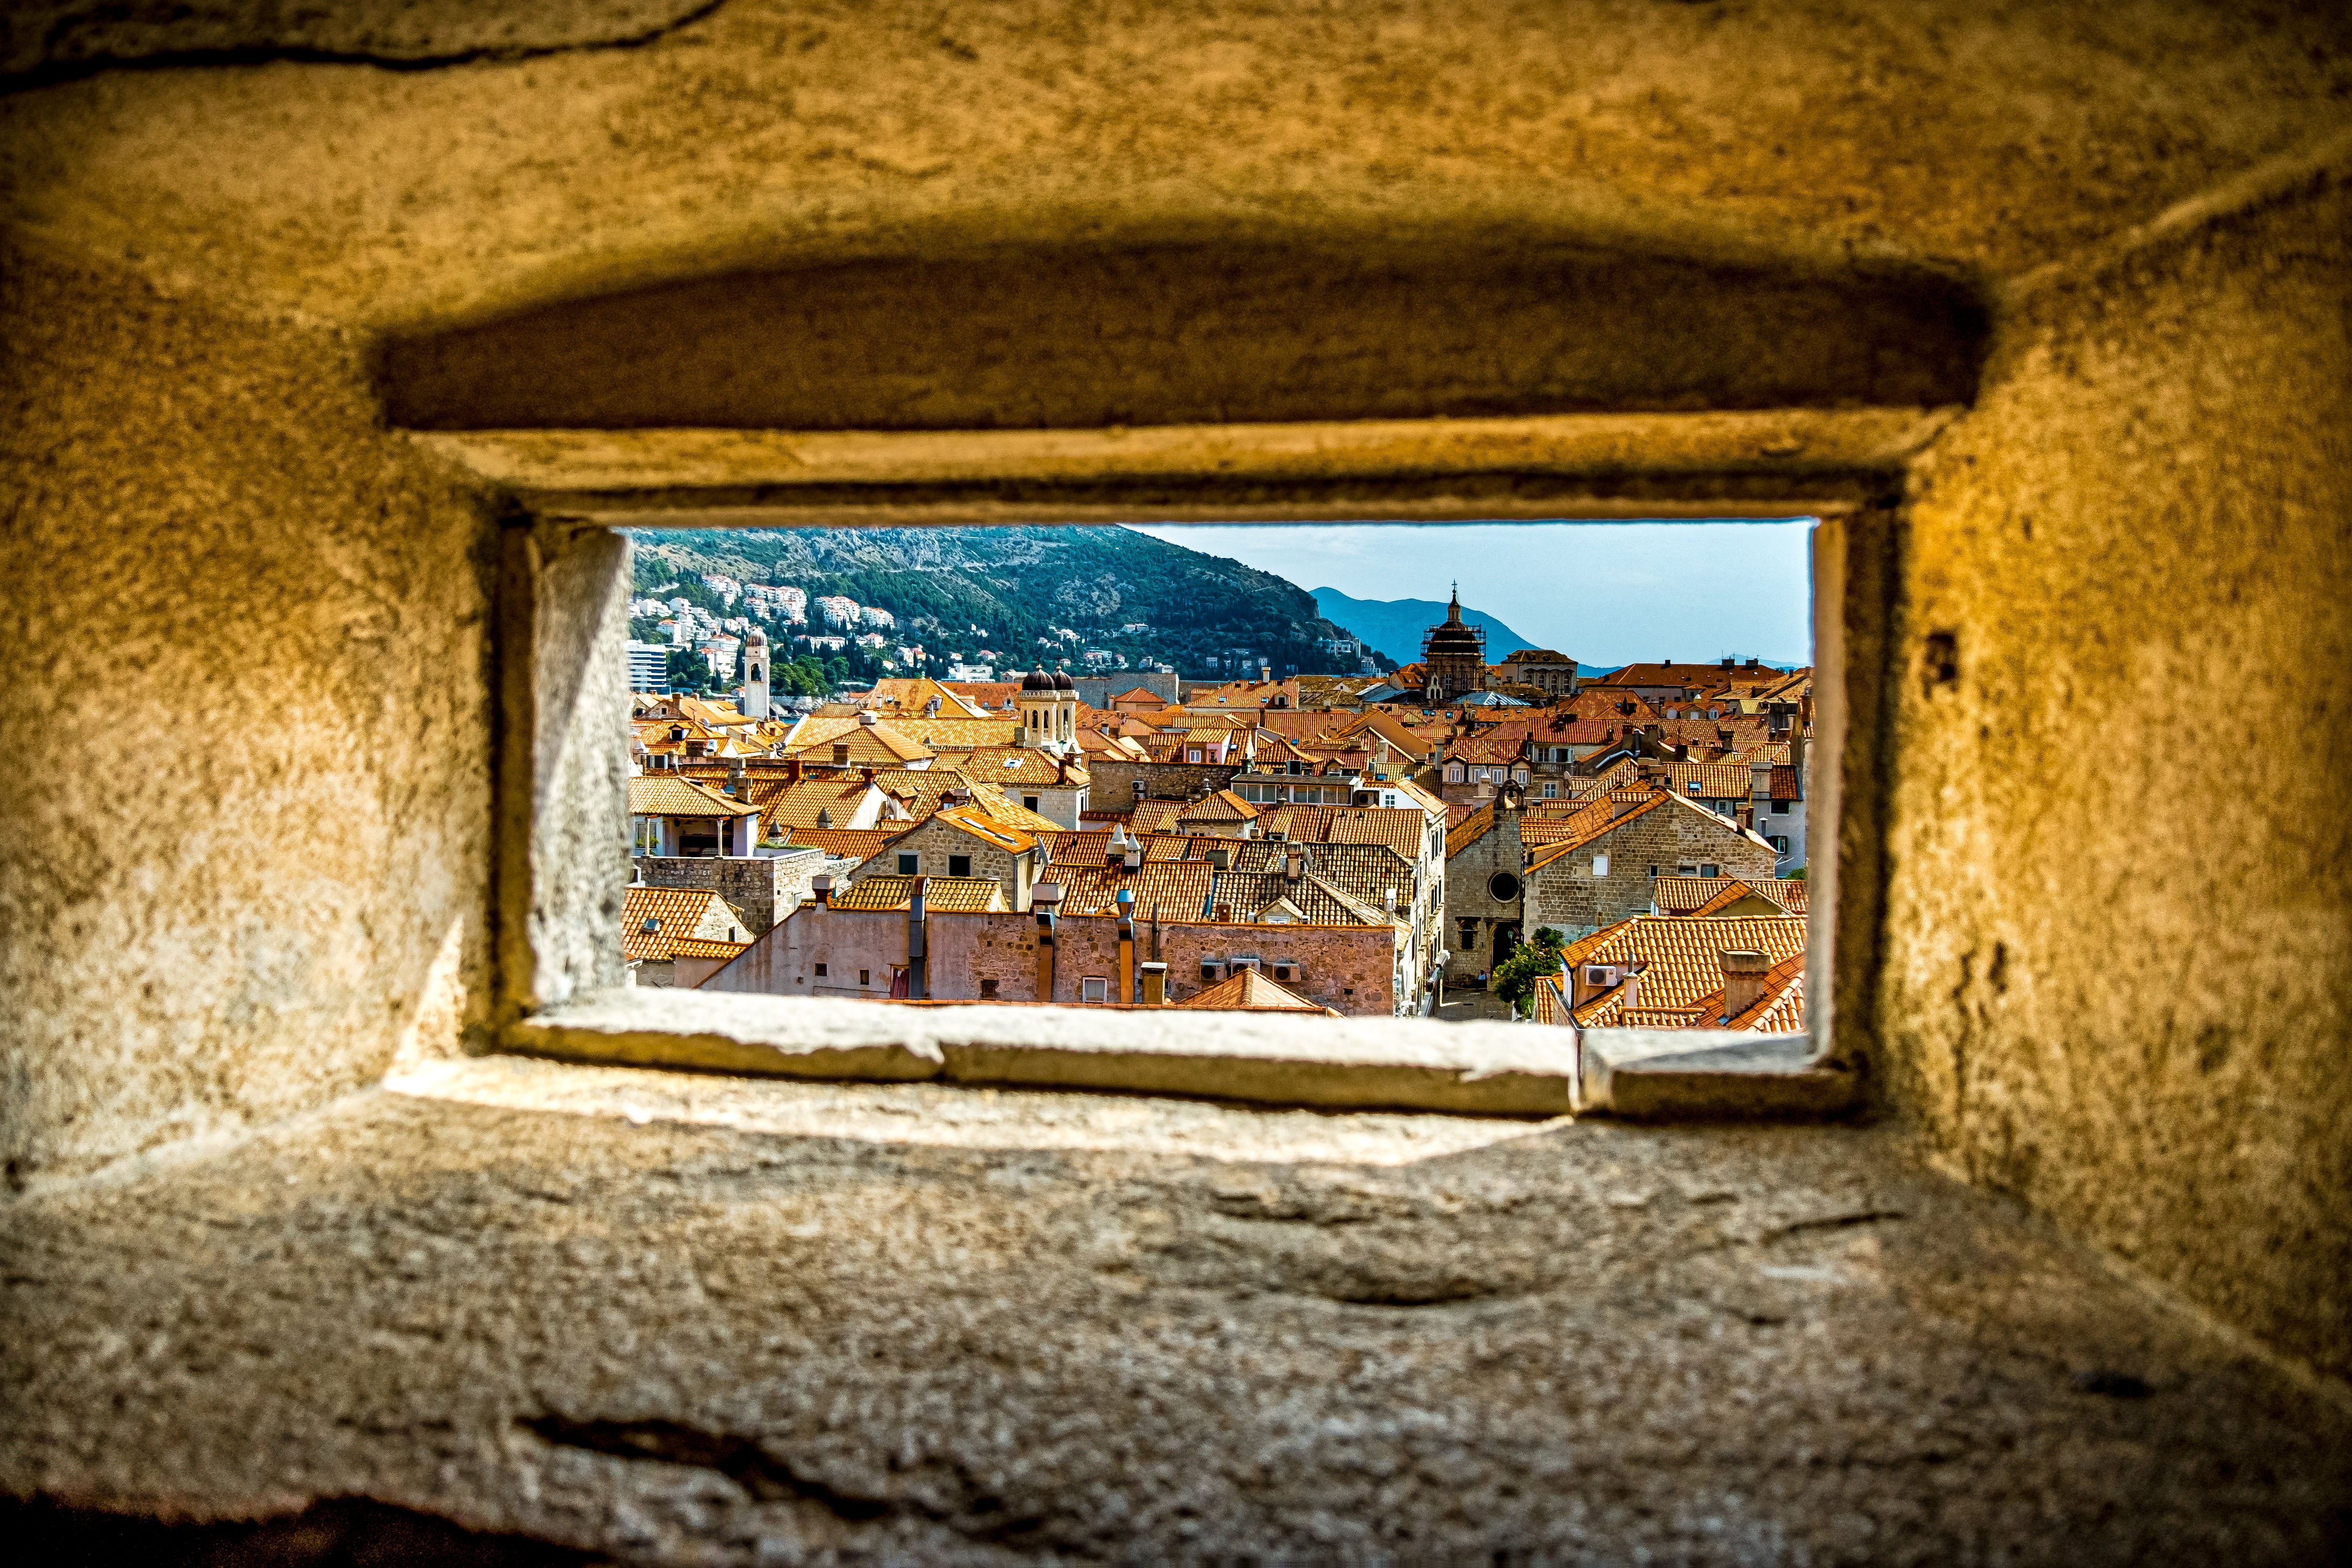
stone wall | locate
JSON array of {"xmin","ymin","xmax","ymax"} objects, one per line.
[
  {"xmin": 1086, "ymin": 759, "xmax": 1242, "ymax": 812},
  {"xmin": 637, "ymin": 850, "xmax": 839, "ymax": 937},
  {"xmin": 854, "ymin": 818, "xmax": 1029, "ymax": 909},
  {"xmin": 1874, "ymin": 170, "xmax": 2352, "ymax": 1379},
  {"xmin": 698, "ymin": 904, "xmax": 909, "ymax": 999},
  {"xmin": 1069, "ymin": 671, "xmax": 1178, "ymax": 708},
  {"xmin": 1443, "ymin": 806, "xmax": 1527, "ymax": 980},
  {"xmin": 1526, "ymin": 801, "xmax": 1776, "ymax": 940},
  {"xmin": 0, "ymin": 239, "xmax": 494, "ymax": 1183}
]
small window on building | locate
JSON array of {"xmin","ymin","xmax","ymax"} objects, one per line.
[
  {"xmin": 979, "ymin": 977, "xmax": 999, "ymax": 998},
  {"xmin": 948, "ymin": 854, "xmax": 972, "ymax": 878},
  {"xmin": 1699, "ymin": 863, "xmax": 1718, "ymax": 878},
  {"xmin": 1023, "ymin": 795, "xmax": 1040, "ymax": 811},
  {"xmin": 1187, "ymin": 749, "xmax": 1203, "ymax": 763},
  {"xmin": 1770, "ymin": 836, "xmax": 1789, "ymax": 855},
  {"xmin": 1080, "ymin": 977, "xmax": 1109, "ymax": 1003},
  {"xmin": 814, "ymin": 962, "xmax": 827, "ymax": 976},
  {"xmin": 1458, "ymin": 918, "xmax": 1479, "ymax": 949},
  {"xmin": 1687, "ymin": 781, "xmax": 1703, "ymax": 794},
  {"xmin": 859, "ymin": 969, "xmax": 871, "ymax": 986},
  {"xmin": 1679, "ymin": 864, "xmax": 1698, "ymax": 876},
  {"xmin": 1772, "ymin": 798, "xmax": 1793, "ymax": 815},
  {"xmin": 832, "ymin": 744, "xmax": 849, "ymax": 764},
  {"xmin": 1542, "ymin": 782, "xmax": 1557, "ymax": 798},
  {"xmin": 1593, "ymin": 853, "xmax": 1609, "ymax": 877},
  {"xmin": 898, "ymin": 853, "xmax": 918, "ymax": 874}
]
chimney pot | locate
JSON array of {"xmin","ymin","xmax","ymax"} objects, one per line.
[{"xmin": 1719, "ymin": 949, "xmax": 1769, "ymax": 1022}]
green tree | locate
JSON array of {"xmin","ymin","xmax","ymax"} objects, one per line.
[{"xmin": 1492, "ymin": 926, "xmax": 1569, "ymax": 1015}]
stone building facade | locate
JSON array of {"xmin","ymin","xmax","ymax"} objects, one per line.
[
  {"xmin": 705, "ymin": 906, "xmax": 1400, "ymax": 1013},
  {"xmin": 1524, "ymin": 794, "xmax": 1777, "ymax": 940},
  {"xmin": 1443, "ymin": 795, "xmax": 1528, "ymax": 983},
  {"xmin": 1085, "ymin": 758, "xmax": 1244, "ymax": 812},
  {"xmin": 852, "ymin": 811, "xmax": 1037, "ymax": 911},
  {"xmin": 636, "ymin": 847, "xmax": 845, "ymax": 938}
]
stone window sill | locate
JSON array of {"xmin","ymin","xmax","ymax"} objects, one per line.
[{"xmin": 507, "ymin": 989, "xmax": 1855, "ymax": 1120}]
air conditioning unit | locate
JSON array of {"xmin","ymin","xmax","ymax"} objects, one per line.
[
  {"xmin": 1582, "ymin": 965, "xmax": 1624, "ymax": 989},
  {"xmin": 1273, "ymin": 963, "xmax": 1297, "ymax": 982}
]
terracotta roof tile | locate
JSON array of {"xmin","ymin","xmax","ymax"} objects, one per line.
[
  {"xmin": 1178, "ymin": 967, "xmax": 1339, "ymax": 1014},
  {"xmin": 1560, "ymin": 914, "xmax": 1808, "ymax": 1027},
  {"xmin": 1658, "ymin": 876, "xmax": 1810, "ymax": 917},
  {"xmin": 622, "ymin": 885, "xmax": 748, "ymax": 960},
  {"xmin": 830, "ymin": 875, "xmax": 1006, "ymax": 912},
  {"xmin": 784, "ymin": 828, "xmax": 904, "ymax": 860},
  {"xmin": 1046, "ymin": 861, "xmax": 1214, "ymax": 921},
  {"xmin": 628, "ymin": 775, "xmax": 760, "ymax": 818}
]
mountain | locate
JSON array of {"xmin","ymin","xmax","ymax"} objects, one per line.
[
  {"xmin": 1310, "ymin": 588, "xmax": 1593, "ymax": 670},
  {"xmin": 629, "ymin": 526, "xmax": 1385, "ymax": 680}
]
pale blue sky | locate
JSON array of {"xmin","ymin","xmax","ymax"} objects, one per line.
[{"xmin": 1123, "ymin": 521, "xmax": 1815, "ymax": 668}]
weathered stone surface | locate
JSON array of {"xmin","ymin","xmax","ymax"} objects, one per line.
[
  {"xmin": 4, "ymin": 1070, "xmax": 2346, "ymax": 1562},
  {"xmin": 2, "ymin": 2, "xmax": 721, "ymax": 86},
  {"xmin": 0, "ymin": 237, "xmax": 497, "ymax": 1185},
  {"xmin": 1879, "ymin": 159, "xmax": 2352, "ymax": 1379}
]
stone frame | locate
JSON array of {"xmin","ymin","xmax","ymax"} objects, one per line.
[{"xmin": 453, "ymin": 412, "xmax": 1915, "ymax": 1115}]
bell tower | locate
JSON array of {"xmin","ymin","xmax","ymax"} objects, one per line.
[{"xmin": 741, "ymin": 627, "xmax": 770, "ymax": 719}]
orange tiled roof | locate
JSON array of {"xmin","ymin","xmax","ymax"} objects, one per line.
[
  {"xmin": 1443, "ymin": 734, "xmax": 1526, "ymax": 764},
  {"xmin": 829, "ymin": 875, "xmax": 1007, "ymax": 912},
  {"xmin": 1126, "ymin": 800, "xmax": 1187, "ymax": 835},
  {"xmin": 1047, "ymin": 861, "xmax": 1214, "ymax": 921},
  {"xmin": 1658, "ymin": 876, "xmax": 1810, "ymax": 917},
  {"xmin": 1178, "ymin": 788, "xmax": 1261, "ymax": 823},
  {"xmin": 628, "ymin": 775, "xmax": 760, "ymax": 818},
  {"xmin": 1724, "ymin": 952, "xmax": 1807, "ymax": 1031},
  {"xmin": 885, "ymin": 716, "xmax": 1024, "ymax": 750},
  {"xmin": 784, "ymin": 827, "xmax": 904, "ymax": 861},
  {"xmin": 623, "ymin": 885, "xmax": 747, "ymax": 960},
  {"xmin": 782, "ymin": 715, "xmax": 938, "ymax": 763},
  {"xmin": 1178, "ymin": 967, "xmax": 1338, "ymax": 1014},
  {"xmin": 1561, "ymin": 914, "xmax": 1808, "ymax": 1027},
  {"xmin": 740, "ymin": 775, "xmax": 887, "ymax": 830},
  {"xmin": 670, "ymin": 937, "xmax": 751, "ymax": 961},
  {"xmin": 927, "ymin": 805, "xmax": 1038, "ymax": 854},
  {"xmin": 1445, "ymin": 803, "xmax": 1495, "ymax": 860}
]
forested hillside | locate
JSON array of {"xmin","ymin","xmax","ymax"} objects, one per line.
[{"xmin": 631, "ymin": 526, "xmax": 1385, "ymax": 683}]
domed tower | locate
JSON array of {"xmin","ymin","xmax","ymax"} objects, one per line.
[
  {"xmin": 1421, "ymin": 583, "xmax": 1487, "ymax": 703},
  {"xmin": 1018, "ymin": 667, "xmax": 1079, "ymax": 750},
  {"xmin": 1017, "ymin": 667, "xmax": 1058, "ymax": 747},
  {"xmin": 740, "ymin": 627, "xmax": 770, "ymax": 719}
]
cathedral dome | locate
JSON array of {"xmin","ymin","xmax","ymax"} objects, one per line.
[
  {"xmin": 1021, "ymin": 667, "xmax": 1056, "ymax": 692},
  {"xmin": 1052, "ymin": 672, "xmax": 1077, "ymax": 692}
]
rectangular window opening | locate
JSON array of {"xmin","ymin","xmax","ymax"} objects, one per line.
[{"xmin": 501, "ymin": 447, "xmax": 1866, "ymax": 1112}]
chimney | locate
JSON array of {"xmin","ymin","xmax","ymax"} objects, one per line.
[
  {"xmin": 1214, "ymin": 902, "xmax": 1233, "ymax": 923},
  {"xmin": 1116, "ymin": 887, "xmax": 1136, "ymax": 1003},
  {"xmin": 1719, "ymin": 949, "xmax": 1768, "ymax": 1023},
  {"xmin": 1750, "ymin": 757, "xmax": 1773, "ymax": 824},
  {"xmin": 1139, "ymin": 961, "xmax": 1169, "ymax": 1005},
  {"xmin": 811, "ymin": 875, "xmax": 833, "ymax": 908},
  {"xmin": 1284, "ymin": 845, "xmax": 1304, "ymax": 882},
  {"xmin": 906, "ymin": 875, "xmax": 928, "ymax": 1000},
  {"xmin": 788, "ymin": 756, "xmax": 803, "ymax": 784},
  {"xmin": 1031, "ymin": 883, "xmax": 1063, "ymax": 1001}
]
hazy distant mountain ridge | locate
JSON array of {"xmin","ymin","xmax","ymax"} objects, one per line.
[
  {"xmin": 1311, "ymin": 587, "xmax": 1598, "ymax": 671},
  {"xmin": 629, "ymin": 527, "xmax": 1383, "ymax": 678}
]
